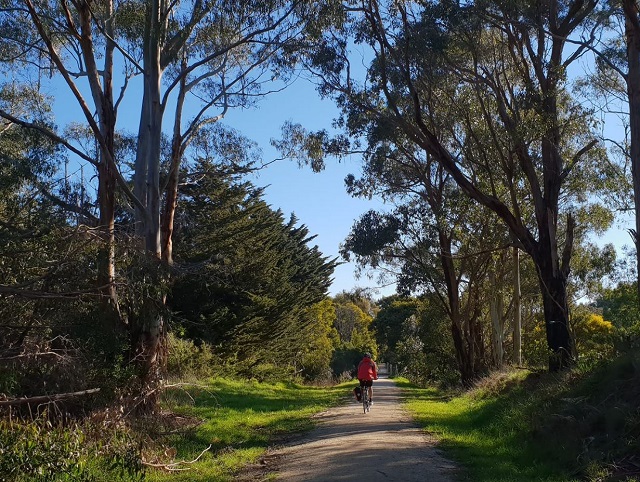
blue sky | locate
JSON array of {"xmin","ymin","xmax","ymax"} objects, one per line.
[{"xmin": 221, "ymin": 76, "xmax": 395, "ymax": 297}]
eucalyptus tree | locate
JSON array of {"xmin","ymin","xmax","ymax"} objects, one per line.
[
  {"xmin": 287, "ymin": 100, "xmax": 517, "ymax": 380},
  {"xmin": 342, "ymin": 180, "xmax": 503, "ymax": 383},
  {"xmin": 327, "ymin": 291, "xmax": 378, "ymax": 375},
  {"xmin": 0, "ymin": 0, "xmax": 129, "ymax": 326},
  {"xmin": 301, "ymin": 0, "xmax": 612, "ymax": 370},
  {"xmin": 0, "ymin": 87, "xmax": 115, "ymax": 399},
  {"xmin": 0, "ymin": 85, "xmax": 62, "ymax": 307},
  {"xmin": 394, "ymin": 295, "xmax": 457, "ymax": 385},
  {"xmin": 330, "ymin": 291, "xmax": 378, "ymax": 358},
  {"xmin": 120, "ymin": 0, "xmax": 339, "ymax": 383}
]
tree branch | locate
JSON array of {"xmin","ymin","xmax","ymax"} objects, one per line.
[
  {"xmin": 0, "ymin": 109, "xmax": 98, "ymax": 166},
  {"xmin": 0, "ymin": 388, "xmax": 100, "ymax": 406}
]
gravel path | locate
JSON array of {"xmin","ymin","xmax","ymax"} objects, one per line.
[{"xmin": 239, "ymin": 370, "xmax": 460, "ymax": 481}]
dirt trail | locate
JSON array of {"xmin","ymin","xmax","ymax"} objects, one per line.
[{"xmin": 241, "ymin": 369, "xmax": 460, "ymax": 481}]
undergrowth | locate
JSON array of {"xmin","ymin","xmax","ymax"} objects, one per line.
[
  {"xmin": 0, "ymin": 378, "xmax": 348, "ymax": 482},
  {"xmin": 0, "ymin": 416, "xmax": 144, "ymax": 482},
  {"xmin": 399, "ymin": 353, "xmax": 640, "ymax": 482}
]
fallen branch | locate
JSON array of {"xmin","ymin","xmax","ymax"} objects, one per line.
[
  {"xmin": 0, "ymin": 351, "xmax": 67, "ymax": 361},
  {"xmin": 0, "ymin": 388, "xmax": 100, "ymax": 406},
  {"xmin": 0, "ymin": 284, "xmax": 108, "ymax": 299}
]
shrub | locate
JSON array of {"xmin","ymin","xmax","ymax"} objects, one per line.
[
  {"xmin": 522, "ymin": 318, "xmax": 550, "ymax": 369},
  {"xmin": 330, "ymin": 346, "xmax": 362, "ymax": 379},
  {"xmin": 0, "ymin": 418, "xmax": 87, "ymax": 481},
  {"xmin": 0, "ymin": 417, "xmax": 144, "ymax": 482},
  {"xmin": 166, "ymin": 334, "xmax": 220, "ymax": 379},
  {"xmin": 598, "ymin": 281, "xmax": 640, "ymax": 350},
  {"xmin": 572, "ymin": 311, "xmax": 616, "ymax": 367}
]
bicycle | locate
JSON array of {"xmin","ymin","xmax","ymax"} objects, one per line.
[{"xmin": 360, "ymin": 382, "xmax": 371, "ymax": 414}]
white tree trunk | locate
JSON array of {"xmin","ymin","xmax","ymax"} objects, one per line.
[
  {"xmin": 490, "ymin": 270, "xmax": 504, "ymax": 368},
  {"xmin": 513, "ymin": 246, "xmax": 522, "ymax": 367}
]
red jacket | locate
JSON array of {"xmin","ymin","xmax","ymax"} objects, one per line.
[{"xmin": 357, "ymin": 356, "xmax": 378, "ymax": 380}]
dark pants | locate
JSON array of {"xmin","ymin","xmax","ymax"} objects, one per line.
[{"xmin": 359, "ymin": 379, "xmax": 373, "ymax": 400}]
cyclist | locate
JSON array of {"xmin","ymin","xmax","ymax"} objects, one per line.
[{"xmin": 357, "ymin": 352, "xmax": 378, "ymax": 405}]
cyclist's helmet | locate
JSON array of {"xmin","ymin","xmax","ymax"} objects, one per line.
[{"xmin": 364, "ymin": 352, "xmax": 372, "ymax": 358}]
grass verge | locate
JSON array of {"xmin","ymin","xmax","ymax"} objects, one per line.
[
  {"xmin": 145, "ymin": 378, "xmax": 349, "ymax": 481},
  {"xmin": 397, "ymin": 353, "xmax": 640, "ymax": 482}
]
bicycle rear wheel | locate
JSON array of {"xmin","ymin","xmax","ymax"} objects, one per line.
[{"xmin": 362, "ymin": 387, "xmax": 369, "ymax": 413}]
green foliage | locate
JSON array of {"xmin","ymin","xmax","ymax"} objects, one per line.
[
  {"xmin": 526, "ymin": 305, "xmax": 618, "ymax": 371},
  {"xmin": 598, "ymin": 282, "xmax": 640, "ymax": 349},
  {"xmin": 326, "ymin": 291, "xmax": 379, "ymax": 379},
  {"xmin": 572, "ymin": 309, "xmax": 616, "ymax": 367},
  {"xmin": 1, "ymin": 0, "xmax": 348, "ymax": 411},
  {"xmin": 169, "ymin": 160, "xmax": 337, "ymax": 374},
  {"xmin": 522, "ymin": 316, "xmax": 552, "ymax": 369},
  {"xmin": 303, "ymin": 0, "xmax": 619, "ymax": 375},
  {"xmin": 394, "ymin": 296, "xmax": 458, "ymax": 386},
  {"xmin": 395, "ymin": 335, "xmax": 429, "ymax": 383},
  {"xmin": 331, "ymin": 294, "xmax": 377, "ymax": 355},
  {"xmin": 330, "ymin": 346, "xmax": 362, "ymax": 379},
  {"xmin": 296, "ymin": 299, "xmax": 339, "ymax": 381},
  {"xmin": 0, "ymin": 119, "xmax": 133, "ymax": 405},
  {"xmin": 569, "ymin": 242, "xmax": 617, "ymax": 301},
  {"xmin": 166, "ymin": 334, "xmax": 222, "ymax": 380},
  {"xmin": 0, "ymin": 419, "xmax": 89, "ymax": 482},
  {"xmin": 372, "ymin": 296, "xmax": 419, "ymax": 362}
]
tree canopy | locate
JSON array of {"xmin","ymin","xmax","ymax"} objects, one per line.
[{"xmin": 285, "ymin": 0, "xmax": 622, "ymax": 372}]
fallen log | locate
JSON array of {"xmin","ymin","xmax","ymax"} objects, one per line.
[{"xmin": 0, "ymin": 388, "xmax": 100, "ymax": 406}]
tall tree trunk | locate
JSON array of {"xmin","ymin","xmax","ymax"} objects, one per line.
[
  {"xmin": 135, "ymin": 90, "xmax": 150, "ymax": 239},
  {"xmin": 439, "ymin": 231, "xmax": 477, "ymax": 385},
  {"xmin": 96, "ymin": 50, "xmax": 121, "ymax": 327},
  {"xmin": 535, "ymin": 255, "xmax": 573, "ymax": 371},
  {"xmin": 77, "ymin": 0, "xmax": 123, "ymax": 328},
  {"xmin": 623, "ymin": 0, "xmax": 640, "ymax": 304},
  {"xmin": 161, "ymin": 56, "xmax": 188, "ymax": 265},
  {"xmin": 96, "ymin": 159, "xmax": 120, "ymax": 322},
  {"xmin": 161, "ymin": 152, "xmax": 179, "ymax": 266},
  {"xmin": 131, "ymin": 0, "xmax": 167, "ymax": 395},
  {"xmin": 490, "ymin": 270, "xmax": 504, "ymax": 369},
  {"xmin": 512, "ymin": 246, "xmax": 522, "ymax": 366}
]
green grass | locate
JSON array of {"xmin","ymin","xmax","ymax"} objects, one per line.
[
  {"xmin": 0, "ymin": 377, "xmax": 349, "ymax": 481},
  {"xmin": 399, "ymin": 376, "xmax": 572, "ymax": 482},
  {"xmin": 145, "ymin": 378, "xmax": 349, "ymax": 482},
  {"xmin": 397, "ymin": 354, "xmax": 640, "ymax": 482}
]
